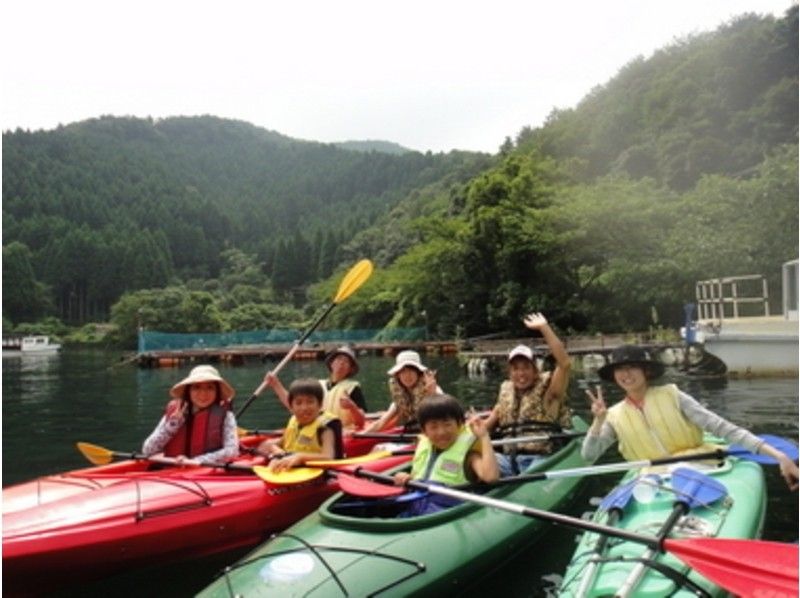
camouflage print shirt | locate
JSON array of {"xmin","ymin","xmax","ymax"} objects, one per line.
[{"xmin": 493, "ymin": 373, "xmax": 572, "ymax": 454}]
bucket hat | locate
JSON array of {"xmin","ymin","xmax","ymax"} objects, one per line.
[
  {"xmin": 507, "ymin": 344, "xmax": 537, "ymax": 363},
  {"xmin": 387, "ymin": 350, "xmax": 429, "ymax": 375},
  {"xmin": 169, "ymin": 364, "xmax": 235, "ymax": 402},
  {"xmin": 597, "ymin": 345, "xmax": 665, "ymax": 382},
  {"xmin": 324, "ymin": 345, "xmax": 359, "ymax": 375}
]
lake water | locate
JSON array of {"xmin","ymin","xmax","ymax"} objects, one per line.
[{"xmin": 3, "ymin": 348, "xmax": 798, "ymax": 596}]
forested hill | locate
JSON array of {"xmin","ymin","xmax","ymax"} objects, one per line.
[
  {"xmin": 3, "ymin": 8, "xmax": 797, "ymax": 343},
  {"xmin": 2, "ymin": 116, "xmax": 491, "ymax": 323},
  {"xmin": 517, "ymin": 9, "xmax": 798, "ymax": 190},
  {"xmin": 336, "ymin": 8, "xmax": 797, "ymax": 338}
]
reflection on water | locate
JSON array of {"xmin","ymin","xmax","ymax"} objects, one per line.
[{"xmin": 2, "ymin": 348, "xmax": 797, "ymax": 596}]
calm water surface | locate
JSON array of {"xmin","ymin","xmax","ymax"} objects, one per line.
[{"xmin": 3, "ymin": 348, "xmax": 798, "ymax": 596}]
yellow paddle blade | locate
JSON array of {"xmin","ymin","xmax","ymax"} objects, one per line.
[
  {"xmin": 332, "ymin": 259, "xmax": 373, "ymax": 304},
  {"xmin": 76, "ymin": 442, "xmax": 114, "ymax": 466},
  {"xmin": 252, "ymin": 465, "xmax": 325, "ymax": 485},
  {"xmin": 307, "ymin": 451, "xmax": 392, "ymax": 468}
]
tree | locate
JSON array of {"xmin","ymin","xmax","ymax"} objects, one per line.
[{"xmin": 2, "ymin": 242, "xmax": 53, "ymax": 323}]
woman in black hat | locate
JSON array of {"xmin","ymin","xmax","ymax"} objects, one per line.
[
  {"xmin": 583, "ymin": 344, "xmax": 798, "ymax": 490},
  {"xmin": 262, "ymin": 345, "xmax": 367, "ymax": 432}
]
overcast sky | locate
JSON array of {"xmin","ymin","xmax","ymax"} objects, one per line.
[{"xmin": 1, "ymin": 0, "xmax": 794, "ymax": 153}]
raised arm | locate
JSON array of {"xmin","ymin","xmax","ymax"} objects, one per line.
[
  {"xmin": 262, "ymin": 371, "xmax": 290, "ymax": 410},
  {"xmin": 523, "ymin": 312, "xmax": 571, "ymax": 401}
]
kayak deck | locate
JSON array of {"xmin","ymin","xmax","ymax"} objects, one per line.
[
  {"xmin": 2, "ymin": 432, "xmax": 409, "ymax": 593},
  {"xmin": 199, "ymin": 417, "xmax": 590, "ymax": 597},
  {"xmin": 558, "ymin": 455, "xmax": 766, "ymax": 597}
]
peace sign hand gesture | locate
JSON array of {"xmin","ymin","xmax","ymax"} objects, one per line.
[{"xmin": 585, "ymin": 385, "xmax": 607, "ymax": 423}]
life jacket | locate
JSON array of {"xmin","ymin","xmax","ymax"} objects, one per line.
[
  {"xmin": 410, "ymin": 427, "xmax": 476, "ymax": 486},
  {"xmin": 163, "ymin": 400, "xmax": 228, "ymax": 458},
  {"xmin": 320, "ymin": 378, "xmax": 360, "ymax": 428},
  {"xmin": 606, "ymin": 384, "xmax": 705, "ymax": 461},
  {"xmin": 282, "ymin": 411, "xmax": 344, "ymax": 458},
  {"xmin": 388, "ymin": 377, "xmax": 430, "ymax": 426},
  {"xmin": 493, "ymin": 374, "xmax": 571, "ymax": 453}
]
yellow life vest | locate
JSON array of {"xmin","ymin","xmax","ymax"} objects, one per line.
[
  {"xmin": 410, "ymin": 427, "xmax": 476, "ymax": 485},
  {"xmin": 606, "ymin": 384, "xmax": 704, "ymax": 461},
  {"xmin": 282, "ymin": 411, "xmax": 340, "ymax": 454},
  {"xmin": 320, "ymin": 378, "xmax": 360, "ymax": 428}
]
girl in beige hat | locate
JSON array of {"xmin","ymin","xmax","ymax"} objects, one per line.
[{"xmin": 142, "ymin": 364, "xmax": 239, "ymax": 465}]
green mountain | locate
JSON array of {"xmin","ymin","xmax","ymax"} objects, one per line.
[
  {"xmin": 518, "ymin": 10, "xmax": 797, "ymax": 190},
  {"xmin": 336, "ymin": 8, "xmax": 798, "ymax": 337},
  {"xmin": 2, "ymin": 116, "xmax": 491, "ymax": 323},
  {"xmin": 334, "ymin": 140, "xmax": 413, "ymax": 155},
  {"xmin": 3, "ymin": 8, "xmax": 797, "ymax": 341}
]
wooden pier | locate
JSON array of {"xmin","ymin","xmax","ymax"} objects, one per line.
[{"xmin": 132, "ymin": 340, "xmax": 459, "ymax": 368}]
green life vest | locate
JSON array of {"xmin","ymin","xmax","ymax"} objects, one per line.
[{"xmin": 410, "ymin": 427, "xmax": 476, "ymax": 486}]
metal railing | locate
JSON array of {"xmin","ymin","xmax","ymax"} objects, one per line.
[{"xmin": 695, "ymin": 275, "xmax": 769, "ymax": 321}]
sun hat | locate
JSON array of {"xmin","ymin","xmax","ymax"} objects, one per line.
[
  {"xmin": 387, "ymin": 350, "xmax": 429, "ymax": 376},
  {"xmin": 597, "ymin": 345, "xmax": 665, "ymax": 382},
  {"xmin": 507, "ymin": 344, "xmax": 537, "ymax": 363},
  {"xmin": 169, "ymin": 364, "xmax": 235, "ymax": 402},
  {"xmin": 324, "ymin": 345, "xmax": 359, "ymax": 375}
]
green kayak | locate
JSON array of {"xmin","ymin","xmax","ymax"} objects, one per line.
[
  {"xmin": 558, "ymin": 448, "xmax": 766, "ymax": 597},
  {"xmin": 199, "ymin": 416, "xmax": 589, "ymax": 597}
]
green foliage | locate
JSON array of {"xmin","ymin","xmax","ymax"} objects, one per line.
[
  {"xmin": 5, "ymin": 10, "xmax": 798, "ymax": 343},
  {"xmin": 12, "ymin": 316, "xmax": 69, "ymax": 338},
  {"xmin": 3, "ymin": 116, "xmax": 485, "ymax": 325},
  {"xmin": 3, "ymin": 241, "xmax": 54, "ymax": 322},
  {"xmin": 518, "ymin": 8, "xmax": 798, "ymax": 191}
]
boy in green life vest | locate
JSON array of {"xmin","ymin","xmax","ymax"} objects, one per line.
[
  {"xmin": 394, "ymin": 394, "xmax": 499, "ymax": 515},
  {"xmin": 256, "ymin": 378, "xmax": 343, "ymax": 472}
]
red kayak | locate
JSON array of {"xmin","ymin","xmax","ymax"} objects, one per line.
[{"xmin": 3, "ymin": 432, "xmax": 410, "ymax": 595}]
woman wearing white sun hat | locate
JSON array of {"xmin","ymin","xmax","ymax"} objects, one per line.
[
  {"xmin": 142, "ymin": 364, "xmax": 239, "ymax": 466},
  {"xmin": 364, "ymin": 350, "xmax": 442, "ymax": 433}
]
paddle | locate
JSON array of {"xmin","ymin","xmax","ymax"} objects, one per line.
[
  {"xmin": 342, "ymin": 467, "xmax": 798, "ymax": 597},
  {"xmin": 478, "ymin": 434, "xmax": 798, "ymax": 488},
  {"xmin": 250, "ymin": 448, "xmax": 415, "ymax": 485},
  {"xmin": 76, "ymin": 442, "xmax": 253, "ymax": 471},
  {"xmin": 261, "ymin": 432, "xmax": 586, "ymax": 486},
  {"xmin": 352, "ymin": 430, "xmax": 585, "ymax": 445},
  {"xmin": 78, "ymin": 441, "xmax": 407, "ymax": 487},
  {"xmin": 236, "ymin": 427, "xmax": 284, "ymax": 438},
  {"xmin": 235, "ymin": 258, "xmax": 374, "ymax": 419},
  {"xmin": 616, "ymin": 467, "xmax": 728, "ymax": 597}
]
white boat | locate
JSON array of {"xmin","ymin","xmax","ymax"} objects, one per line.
[
  {"xmin": 688, "ymin": 259, "xmax": 798, "ymax": 377},
  {"xmin": 2, "ymin": 336, "xmax": 62, "ymax": 354}
]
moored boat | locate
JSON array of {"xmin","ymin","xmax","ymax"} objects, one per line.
[
  {"xmin": 2, "ymin": 432, "xmax": 410, "ymax": 594},
  {"xmin": 558, "ymin": 451, "xmax": 766, "ymax": 597},
  {"xmin": 197, "ymin": 416, "xmax": 589, "ymax": 597},
  {"xmin": 2, "ymin": 335, "xmax": 61, "ymax": 355}
]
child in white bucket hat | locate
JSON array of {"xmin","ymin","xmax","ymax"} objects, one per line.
[
  {"xmin": 142, "ymin": 364, "xmax": 239, "ymax": 465},
  {"xmin": 364, "ymin": 350, "xmax": 442, "ymax": 433}
]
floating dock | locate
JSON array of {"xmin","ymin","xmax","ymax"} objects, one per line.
[{"xmin": 131, "ymin": 340, "xmax": 459, "ymax": 368}]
